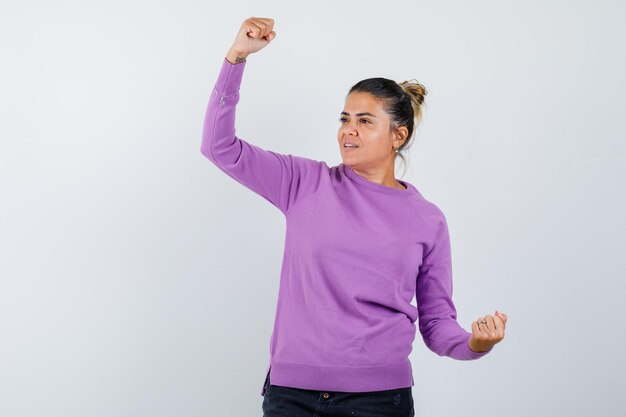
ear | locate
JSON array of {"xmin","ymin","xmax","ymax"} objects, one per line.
[{"xmin": 394, "ymin": 126, "xmax": 409, "ymax": 146}]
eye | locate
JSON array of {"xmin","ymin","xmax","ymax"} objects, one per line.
[{"xmin": 339, "ymin": 117, "xmax": 371, "ymax": 124}]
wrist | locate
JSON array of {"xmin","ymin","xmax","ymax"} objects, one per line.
[
  {"xmin": 226, "ymin": 49, "xmax": 248, "ymax": 65},
  {"xmin": 468, "ymin": 337, "xmax": 492, "ymax": 353}
]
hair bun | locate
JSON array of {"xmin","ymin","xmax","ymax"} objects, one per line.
[{"xmin": 398, "ymin": 79, "xmax": 427, "ymax": 107}]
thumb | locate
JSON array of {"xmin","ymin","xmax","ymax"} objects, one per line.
[{"xmin": 265, "ymin": 31, "xmax": 276, "ymax": 41}]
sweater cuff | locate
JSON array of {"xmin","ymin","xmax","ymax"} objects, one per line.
[
  {"xmin": 215, "ymin": 57, "xmax": 247, "ymax": 97},
  {"xmin": 465, "ymin": 337, "xmax": 494, "ymax": 359}
]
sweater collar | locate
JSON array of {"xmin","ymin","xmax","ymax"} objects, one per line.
[{"xmin": 340, "ymin": 163, "xmax": 418, "ymax": 196}]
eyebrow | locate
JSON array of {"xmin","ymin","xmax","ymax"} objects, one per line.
[{"xmin": 340, "ymin": 111, "xmax": 377, "ymax": 118}]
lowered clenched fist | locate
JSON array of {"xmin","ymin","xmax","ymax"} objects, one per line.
[
  {"xmin": 468, "ymin": 310, "xmax": 508, "ymax": 353},
  {"xmin": 226, "ymin": 17, "xmax": 276, "ymax": 64}
]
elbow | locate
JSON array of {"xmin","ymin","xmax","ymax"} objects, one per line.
[
  {"xmin": 200, "ymin": 139, "xmax": 216, "ymax": 163},
  {"xmin": 200, "ymin": 143, "xmax": 210, "ymax": 159},
  {"xmin": 423, "ymin": 337, "xmax": 449, "ymax": 357}
]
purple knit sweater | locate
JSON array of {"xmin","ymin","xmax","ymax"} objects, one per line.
[{"xmin": 201, "ymin": 57, "xmax": 493, "ymax": 397}]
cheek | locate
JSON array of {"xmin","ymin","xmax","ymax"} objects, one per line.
[{"xmin": 370, "ymin": 133, "xmax": 392, "ymax": 151}]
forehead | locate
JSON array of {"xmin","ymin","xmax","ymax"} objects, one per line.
[{"xmin": 343, "ymin": 91, "xmax": 383, "ymax": 114}]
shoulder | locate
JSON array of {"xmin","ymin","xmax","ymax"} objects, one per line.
[
  {"xmin": 289, "ymin": 155, "xmax": 330, "ymax": 179},
  {"xmin": 404, "ymin": 191, "xmax": 448, "ymax": 234}
]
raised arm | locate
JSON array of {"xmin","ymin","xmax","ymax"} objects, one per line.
[
  {"xmin": 201, "ymin": 17, "xmax": 323, "ymax": 215},
  {"xmin": 416, "ymin": 210, "xmax": 494, "ymax": 360}
]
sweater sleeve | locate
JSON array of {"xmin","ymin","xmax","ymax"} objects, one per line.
[
  {"xmin": 416, "ymin": 210, "xmax": 493, "ymax": 360},
  {"xmin": 201, "ymin": 57, "xmax": 322, "ymax": 215}
]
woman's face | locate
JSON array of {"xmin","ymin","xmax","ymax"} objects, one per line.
[{"xmin": 337, "ymin": 91, "xmax": 402, "ymax": 168}]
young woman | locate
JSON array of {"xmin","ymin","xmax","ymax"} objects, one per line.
[{"xmin": 201, "ymin": 16, "xmax": 507, "ymax": 417}]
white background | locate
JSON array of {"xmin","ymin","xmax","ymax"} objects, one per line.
[{"xmin": 1, "ymin": 1, "xmax": 624, "ymax": 416}]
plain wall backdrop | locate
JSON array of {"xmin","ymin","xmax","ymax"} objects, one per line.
[{"xmin": 1, "ymin": 0, "xmax": 625, "ymax": 416}]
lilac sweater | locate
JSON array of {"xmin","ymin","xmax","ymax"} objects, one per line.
[{"xmin": 201, "ymin": 57, "xmax": 493, "ymax": 396}]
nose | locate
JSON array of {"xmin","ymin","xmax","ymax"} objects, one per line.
[{"xmin": 342, "ymin": 121, "xmax": 358, "ymax": 135}]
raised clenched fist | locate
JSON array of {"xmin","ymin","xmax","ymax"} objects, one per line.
[{"xmin": 226, "ymin": 17, "xmax": 276, "ymax": 64}]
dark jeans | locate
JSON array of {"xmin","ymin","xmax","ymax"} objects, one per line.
[{"xmin": 262, "ymin": 373, "xmax": 415, "ymax": 417}]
